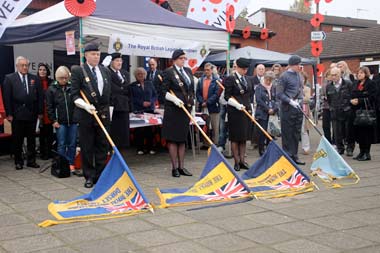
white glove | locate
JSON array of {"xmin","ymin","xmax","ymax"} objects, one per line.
[
  {"xmin": 227, "ymin": 98, "xmax": 245, "ymax": 111},
  {"xmin": 165, "ymin": 92, "xmax": 184, "ymax": 107},
  {"xmin": 289, "ymin": 99, "xmax": 300, "ymax": 109},
  {"xmin": 74, "ymin": 98, "xmax": 96, "ymax": 115}
]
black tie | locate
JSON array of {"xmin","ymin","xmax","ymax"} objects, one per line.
[
  {"xmin": 22, "ymin": 75, "xmax": 28, "ymax": 94},
  {"xmin": 92, "ymin": 67, "xmax": 98, "ymax": 83},
  {"xmin": 150, "ymin": 71, "xmax": 154, "ymax": 80},
  {"xmin": 179, "ymin": 68, "xmax": 190, "ymax": 87},
  {"xmin": 240, "ymin": 76, "xmax": 247, "ymax": 88}
]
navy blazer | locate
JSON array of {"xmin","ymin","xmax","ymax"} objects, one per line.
[
  {"xmin": 2, "ymin": 72, "xmax": 43, "ymax": 121},
  {"xmin": 255, "ymin": 84, "xmax": 278, "ymax": 120},
  {"xmin": 129, "ymin": 80, "xmax": 157, "ymax": 113},
  {"xmin": 196, "ymin": 75, "xmax": 220, "ymax": 113}
]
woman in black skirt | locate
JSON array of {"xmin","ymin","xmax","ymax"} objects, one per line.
[
  {"xmin": 162, "ymin": 49, "xmax": 194, "ymax": 177},
  {"xmin": 350, "ymin": 66, "xmax": 377, "ymax": 161},
  {"xmin": 224, "ymin": 58, "xmax": 254, "ymax": 171}
]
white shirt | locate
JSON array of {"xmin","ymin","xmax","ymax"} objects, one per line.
[
  {"xmin": 88, "ymin": 63, "xmax": 104, "ymax": 96},
  {"xmin": 18, "ymin": 72, "xmax": 29, "ymax": 94}
]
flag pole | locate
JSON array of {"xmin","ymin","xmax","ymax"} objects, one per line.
[
  {"xmin": 80, "ymin": 90, "xmax": 116, "ymax": 147},
  {"xmin": 296, "ymin": 106, "xmax": 323, "ymax": 136},
  {"xmin": 170, "ymin": 90, "xmax": 213, "ymax": 146},
  {"xmin": 231, "ymin": 97, "xmax": 273, "ymax": 141}
]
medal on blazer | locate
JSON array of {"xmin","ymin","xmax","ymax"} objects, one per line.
[
  {"xmin": 235, "ymin": 78, "xmax": 245, "ymax": 94},
  {"xmin": 85, "ymin": 77, "xmax": 90, "ymax": 83},
  {"xmin": 174, "ymin": 73, "xmax": 184, "ymax": 87}
]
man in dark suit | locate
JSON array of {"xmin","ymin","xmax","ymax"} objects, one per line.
[
  {"xmin": 2, "ymin": 56, "xmax": 43, "ymax": 170},
  {"xmin": 147, "ymin": 58, "xmax": 164, "ymax": 107},
  {"xmin": 71, "ymin": 43, "xmax": 112, "ymax": 188}
]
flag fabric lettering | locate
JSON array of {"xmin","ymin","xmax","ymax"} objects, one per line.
[
  {"xmin": 156, "ymin": 145, "xmax": 252, "ymax": 207},
  {"xmin": 0, "ymin": 0, "xmax": 33, "ymax": 38},
  {"xmin": 39, "ymin": 147, "xmax": 153, "ymax": 227},
  {"xmin": 310, "ymin": 136, "xmax": 360, "ymax": 187},
  {"xmin": 242, "ymin": 141, "xmax": 315, "ymax": 198}
]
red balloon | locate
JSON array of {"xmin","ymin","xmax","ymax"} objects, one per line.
[
  {"xmin": 242, "ymin": 26, "xmax": 251, "ymax": 39},
  {"xmin": 64, "ymin": 0, "xmax": 96, "ymax": 17},
  {"xmin": 225, "ymin": 4, "xmax": 235, "ymax": 33},
  {"xmin": 260, "ymin": 28, "xmax": 269, "ymax": 40},
  {"xmin": 310, "ymin": 13, "xmax": 324, "ymax": 27},
  {"xmin": 316, "ymin": 64, "xmax": 325, "ymax": 75}
]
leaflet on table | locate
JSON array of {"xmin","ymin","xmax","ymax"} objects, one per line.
[{"xmin": 130, "ymin": 113, "xmax": 163, "ymax": 125}]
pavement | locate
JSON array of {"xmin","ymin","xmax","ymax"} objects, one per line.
[{"xmin": 0, "ymin": 128, "xmax": 380, "ymax": 253}]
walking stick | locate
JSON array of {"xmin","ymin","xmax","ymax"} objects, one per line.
[
  {"xmin": 296, "ymin": 105, "xmax": 323, "ymax": 137},
  {"xmin": 80, "ymin": 90, "xmax": 115, "ymax": 147},
  {"xmin": 169, "ymin": 90, "xmax": 213, "ymax": 146},
  {"xmin": 216, "ymin": 80, "xmax": 225, "ymax": 90},
  {"xmin": 230, "ymin": 97, "xmax": 273, "ymax": 142}
]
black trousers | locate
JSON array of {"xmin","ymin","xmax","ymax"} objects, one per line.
[
  {"xmin": 356, "ymin": 126, "xmax": 372, "ymax": 153},
  {"xmin": 12, "ymin": 120, "xmax": 36, "ymax": 165},
  {"xmin": 110, "ymin": 111, "xmax": 130, "ymax": 149},
  {"xmin": 79, "ymin": 122, "xmax": 109, "ymax": 181},
  {"xmin": 322, "ymin": 109, "xmax": 332, "ymax": 143},
  {"xmin": 135, "ymin": 126, "xmax": 154, "ymax": 151},
  {"xmin": 280, "ymin": 106, "xmax": 303, "ymax": 159},
  {"xmin": 257, "ymin": 118, "xmax": 269, "ymax": 152},
  {"xmin": 39, "ymin": 123, "xmax": 54, "ymax": 157}
]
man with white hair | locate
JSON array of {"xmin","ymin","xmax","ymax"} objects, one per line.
[{"xmin": 2, "ymin": 56, "xmax": 43, "ymax": 170}]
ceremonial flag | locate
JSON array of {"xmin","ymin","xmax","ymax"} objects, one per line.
[
  {"xmin": 0, "ymin": 88, "xmax": 5, "ymax": 125},
  {"xmin": 156, "ymin": 145, "xmax": 251, "ymax": 207},
  {"xmin": 310, "ymin": 136, "xmax": 360, "ymax": 187},
  {"xmin": 39, "ymin": 147, "xmax": 153, "ymax": 227},
  {"xmin": 242, "ymin": 141, "xmax": 315, "ymax": 198},
  {"xmin": 0, "ymin": 0, "xmax": 33, "ymax": 38}
]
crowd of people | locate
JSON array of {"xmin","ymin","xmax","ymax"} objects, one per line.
[{"xmin": 1, "ymin": 43, "xmax": 380, "ymax": 187}]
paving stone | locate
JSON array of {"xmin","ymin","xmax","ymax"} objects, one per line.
[
  {"xmin": 198, "ymin": 233, "xmax": 257, "ymax": 251},
  {"xmin": 100, "ymin": 219, "xmax": 155, "ymax": 234},
  {"xmin": 234, "ymin": 247, "xmax": 280, "ymax": 253},
  {"xmin": 237, "ymin": 226, "xmax": 294, "ymax": 245},
  {"xmin": 310, "ymin": 231, "xmax": 375, "ymax": 250},
  {"xmin": 346, "ymin": 245, "xmax": 380, "ymax": 253},
  {"xmin": 274, "ymin": 221, "xmax": 330, "ymax": 237},
  {"xmin": 0, "ymin": 202, "xmax": 13, "ymax": 215},
  {"xmin": 32, "ymin": 247, "xmax": 78, "ymax": 253},
  {"xmin": 0, "ymin": 223, "xmax": 47, "ymax": 241},
  {"xmin": 54, "ymin": 226, "xmax": 113, "ymax": 244},
  {"xmin": 143, "ymin": 212, "xmax": 196, "ymax": 227},
  {"xmin": 18, "ymin": 178, "xmax": 57, "ymax": 187},
  {"xmin": 245, "ymin": 211, "xmax": 296, "ymax": 226},
  {"xmin": 73, "ymin": 236, "xmax": 141, "ymax": 253},
  {"xmin": 29, "ymin": 183, "xmax": 68, "ymax": 192},
  {"xmin": 273, "ymin": 239, "xmax": 339, "ymax": 253},
  {"xmin": 340, "ymin": 209, "xmax": 380, "ymax": 225},
  {"xmin": 39, "ymin": 189, "xmax": 83, "ymax": 201},
  {"xmin": 206, "ymin": 216, "xmax": 263, "ymax": 232},
  {"xmin": 307, "ymin": 215, "xmax": 367, "ymax": 230},
  {"xmin": 168, "ymin": 223, "xmax": 223, "ymax": 239},
  {"xmin": 345, "ymin": 226, "xmax": 380, "ymax": 243},
  {"xmin": 10, "ymin": 199, "xmax": 52, "ymax": 212},
  {"xmin": 125, "ymin": 229, "xmax": 183, "ymax": 248},
  {"xmin": 0, "ymin": 191, "xmax": 46, "ymax": 204},
  {"xmin": 147, "ymin": 240, "xmax": 213, "ymax": 253},
  {"xmin": 0, "ymin": 213, "xmax": 29, "ymax": 227},
  {"xmin": 1, "ymin": 234, "xmax": 64, "ymax": 253},
  {"xmin": 47, "ymin": 222, "xmax": 92, "ymax": 232}
]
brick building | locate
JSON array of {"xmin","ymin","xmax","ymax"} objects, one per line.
[
  {"xmin": 296, "ymin": 26, "xmax": 380, "ymax": 76},
  {"xmin": 249, "ymin": 8, "xmax": 378, "ymax": 53}
]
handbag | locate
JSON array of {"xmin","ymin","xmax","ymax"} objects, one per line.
[
  {"xmin": 51, "ymin": 152, "xmax": 70, "ymax": 178},
  {"xmin": 267, "ymin": 115, "xmax": 281, "ymax": 137},
  {"xmin": 353, "ymin": 98, "xmax": 376, "ymax": 127}
]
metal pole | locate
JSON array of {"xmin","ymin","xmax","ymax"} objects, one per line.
[
  {"xmin": 226, "ymin": 33, "xmax": 231, "ymax": 76},
  {"xmin": 79, "ymin": 18, "xmax": 84, "ymax": 66}
]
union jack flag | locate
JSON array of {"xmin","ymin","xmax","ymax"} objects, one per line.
[
  {"xmin": 271, "ymin": 171, "xmax": 309, "ymax": 190},
  {"xmin": 105, "ymin": 193, "xmax": 148, "ymax": 213},
  {"xmin": 200, "ymin": 178, "xmax": 249, "ymax": 201}
]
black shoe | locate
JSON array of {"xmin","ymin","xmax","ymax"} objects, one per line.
[
  {"xmin": 292, "ymin": 157, "xmax": 305, "ymax": 165},
  {"xmin": 15, "ymin": 164, "xmax": 23, "ymax": 170},
  {"xmin": 172, "ymin": 168, "xmax": 180, "ymax": 177},
  {"xmin": 40, "ymin": 155, "xmax": 49, "ymax": 160},
  {"xmin": 353, "ymin": 152, "xmax": 364, "ymax": 160},
  {"xmin": 346, "ymin": 150, "xmax": 353, "ymax": 157},
  {"xmin": 338, "ymin": 150, "xmax": 344, "ymax": 155},
  {"xmin": 84, "ymin": 179, "xmax": 94, "ymax": 188},
  {"xmin": 26, "ymin": 162, "xmax": 40, "ymax": 168},
  {"xmin": 239, "ymin": 162, "xmax": 250, "ymax": 170},
  {"xmin": 72, "ymin": 170, "xmax": 84, "ymax": 177},
  {"xmin": 178, "ymin": 168, "xmax": 192, "ymax": 176},
  {"xmin": 358, "ymin": 153, "xmax": 371, "ymax": 161},
  {"xmin": 234, "ymin": 164, "xmax": 240, "ymax": 171}
]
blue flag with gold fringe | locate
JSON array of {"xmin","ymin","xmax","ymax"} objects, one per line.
[
  {"xmin": 310, "ymin": 136, "xmax": 360, "ymax": 187},
  {"xmin": 242, "ymin": 141, "xmax": 314, "ymax": 198},
  {"xmin": 156, "ymin": 145, "xmax": 252, "ymax": 207},
  {"xmin": 39, "ymin": 147, "xmax": 153, "ymax": 227}
]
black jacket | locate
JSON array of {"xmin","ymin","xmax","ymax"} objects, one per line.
[
  {"xmin": 109, "ymin": 67, "xmax": 130, "ymax": 112},
  {"xmin": 351, "ymin": 78, "xmax": 377, "ymax": 111},
  {"xmin": 46, "ymin": 81, "xmax": 76, "ymax": 125},
  {"xmin": 129, "ymin": 80, "xmax": 157, "ymax": 113},
  {"xmin": 255, "ymin": 84, "xmax": 278, "ymax": 120},
  {"xmin": 71, "ymin": 64, "xmax": 112, "ymax": 124},
  {"xmin": 224, "ymin": 73, "xmax": 254, "ymax": 112},
  {"xmin": 147, "ymin": 69, "xmax": 165, "ymax": 105},
  {"xmin": 2, "ymin": 72, "xmax": 43, "ymax": 121},
  {"xmin": 326, "ymin": 78, "xmax": 353, "ymax": 120}
]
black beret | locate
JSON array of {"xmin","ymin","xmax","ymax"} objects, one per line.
[
  {"xmin": 111, "ymin": 52, "xmax": 122, "ymax": 61},
  {"xmin": 84, "ymin": 43, "xmax": 99, "ymax": 52},
  {"xmin": 288, "ymin": 55, "xmax": 302, "ymax": 65},
  {"xmin": 172, "ymin": 49, "xmax": 185, "ymax": 60},
  {"xmin": 236, "ymin": 58, "xmax": 251, "ymax": 68}
]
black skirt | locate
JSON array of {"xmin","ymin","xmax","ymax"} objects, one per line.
[
  {"xmin": 162, "ymin": 105, "xmax": 190, "ymax": 143},
  {"xmin": 227, "ymin": 105, "xmax": 250, "ymax": 142},
  {"xmin": 111, "ymin": 111, "xmax": 130, "ymax": 148}
]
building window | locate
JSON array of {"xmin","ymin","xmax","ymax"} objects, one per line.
[{"xmin": 332, "ymin": 26, "xmax": 343, "ymax": 32}]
